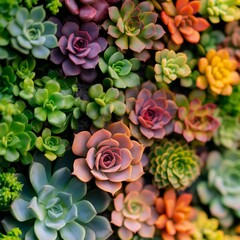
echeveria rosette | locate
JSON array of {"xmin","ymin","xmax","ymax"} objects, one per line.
[
  {"xmin": 50, "ymin": 19, "xmax": 107, "ymax": 82},
  {"xmin": 126, "ymin": 81, "xmax": 178, "ymax": 147},
  {"xmin": 160, "ymin": 0, "xmax": 210, "ymax": 45},
  {"xmin": 155, "ymin": 188, "xmax": 196, "ymax": 240},
  {"xmin": 102, "ymin": 0, "xmax": 165, "ymax": 54},
  {"xmin": 85, "ymin": 84, "xmax": 126, "ymax": 128},
  {"xmin": 2, "ymin": 160, "xmax": 113, "ymax": 240},
  {"xmin": 196, "ymin": 49, "xmax": 240, "ymax": 96},
  {"xmin": 174, "ymin": 94, "xmax": 220, "ymax": 143},
  {"xmin": 197, "ymin": 150, "xmax": 240, "ymax": 228},
  {"xmin": 7, "ymin": 6, "xmax": 58, "ymax": 59},
  {"xmin": 0, "ymin": 113, "xmax": 37, "ymax": 165},
  {"xmin": 149, "ymin": 139, "xmax": 200, "ymax": 190},
  {"xmin": 72, "ymin": 121, "xmax": 145, "ymax": 195},
  {"xmin": 99, "ymin": 46, "xmax": 141, "ymax": 89},
  {"xmin": 36, "ymin": 128, "xmax": 69, "ymax": 161},
  {"xmin": 154, "ymin": 49, "xmax": 191, "ymax": 84},
  {"xmin": 111, "ymin": 178, "xmax": 159, "ymax": 240}
]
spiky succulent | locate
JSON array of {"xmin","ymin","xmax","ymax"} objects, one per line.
[
  {"xmin": 149, "ymin": 139, "xmax": 200, "ymax": 190},
  {"xmin": 102, "ymin": 0, "xmax": 165, "ymax": 54},
  {"xmin": 126, "ymin": 81, "xmax": 178, "ymax": 147},
  {"xmin": 7, "ymin": 5, "xmax": 57, "ymax": 59},
  {"xmin": 174, "ymin": 93, "xmax": 220, "ymax": 143},
  {"xmin": 154, "ymin": 49, "xmax": 191, "ymax": 84},
  {"xmin": 99, "ymin": 46, "xmax": 141, "ymax": 88},
  {"xmin": 85, "ymin": 84, "xmax": 126, "ymax": 128},
  {"xmin": 197, "ymin": 150, "xmax": 240, "ymax": 227},
  {"xmin": 2, "ymin": 158, "xmax": 113, "ymax": 240}
]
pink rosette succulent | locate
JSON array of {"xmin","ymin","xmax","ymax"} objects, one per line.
[
  {"xmin": 50, "ymin": 18, "xmax": 107, "ymax": 82},
  {"xmin": 174, "ymin": 94, "xmax": 220, "ymax": 142},
  {"xmin": 126, "ymin": 81, "xmax": 178, "ymax": 147},
  {"xmin": 72, "ymin": 121, "xmax": 145, "ymax": 195},
  {"xmin": 111, "ymin": 178, "xmax": 159, "ymax": 240}
]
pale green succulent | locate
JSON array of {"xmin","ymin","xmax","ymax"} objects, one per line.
[{"xmin": 2, "ymin": 158, "xmax": 113, "ymax": 240}]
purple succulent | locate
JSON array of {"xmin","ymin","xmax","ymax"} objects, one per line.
[
  {"xmin": 50, "ymin": 18, "xmax": 107, "ymax": 82},
  {"xmin": 62, "ymin": 0, "xmax": 120, "ymax": 23}
]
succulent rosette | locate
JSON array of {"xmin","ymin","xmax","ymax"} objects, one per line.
[
  {"xmin": 72, "ymin": 121, "xmax": 144, "ymax": 195},
  {"xmin": 155, "ymin": 188, "xmax": 196, "ymax": 240},
  {"xmin": 126, "ymin": 81, "xmax": 178, "ymax": 147},
  {"xmin": 102, "ymin": 0, "xmax": 165, "ymax": 54},
  {"xmin": 111, "ymin": 178, "xmax": 159, "ymax": 240},
  {"xmin": 2, "ymin": 158, "xmax": 113, "ymax": 240},
  {"xmin": 174, "ymin": 93, "xmax": 220, "ymax": 143},
  {"xmin": 149, "ymin": 139, "xmax": 200, "ymax": 190},
  {"xmin": 50, "ymin": 19, "xmax": 107, "ymax": 82},
  {"xmin": 7, "ymin": 6, "xmax": 57, "ymax": 59},
  {"xmin": 197, "ymin": 151, "xmax": 240, "ymax": 227}
]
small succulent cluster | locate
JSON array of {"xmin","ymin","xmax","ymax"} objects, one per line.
[{"xmin": 0, "ymin": 228, "xmax": 21, "ymax": 240}]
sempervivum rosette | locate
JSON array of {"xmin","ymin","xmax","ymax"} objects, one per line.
[
  {"xmin": 111, "ymin": 178, "xmax": 159, "ymax": 240},
  {"xmin": 149, "ymin": 139, "xmax": 200, "ymax": 190},
  {"xmin": 50, "ymin": 18, "xmax": 107, "ymax": 82},
  {"xmin": 126, "ymin": 81, "xmax": 178, "ymax": 147},
  {"xmin": 72, "ymin": 121, "xmax": 144, "ymax": 195}
]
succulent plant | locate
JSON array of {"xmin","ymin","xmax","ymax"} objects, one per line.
[
  {"xmin": 35, "ymin": 128, "xmax": 69, "ymax": 161},
  {"xmin": 50, "ymin": 19, "xmax": 107, "ymax": 82},
  {"xmin": 155, "ymin": 188, "xmax": 196, "ymax": 240},
  {"xmin": 196, "ymin": 49, "xmax": 240, "ymax": 95},
  {"xmin": 99, "ymin": 46, "xmax": 141, "ymax": 88},
  {"xmin": 160, "ymin": 0, "xmax": 210, "ymax": 45},
  {"xmin": 7, "ymin": 5, "xmax": 57, "ymax": 59},
  {"xmin": 102, "ymin": 0, "xmax": 165, "ymax": 54},
  {"xmin": 0, "ymin": 65, "xmax": 17, "ymax": 95},
  {"xmin": 111, "ymin": 178, "xmax": 159, "ymax": 240},
  {"xmin": 126, "ymin": 81, "xmax": 178, "ymax": 147},
  {"xmin": 174, "ymin": 93, "xmax": 220, "ymax": 143},
  {"xmin": 213, "ymin": 115, "xmax": 240, "ymax": 150},
  {"xmin": 191, "ymin": 210, "xmax": 224, "ymax": 240},
  {"xmin": 0, "ymin": 228, "xmax": 22, "ymax": 240},
  {"xmin": 0, "ymin": 171, "xmax": 23, "ymax": 210},
  {"xmin": 154, "ymin": 49, "xmax": 191, "ymax": 84},
  {"xmin": 2, "ymin": 158, "xmax": 113, "ymax": 240},
  {"xmin": 200, "ymin": 0, "xmax": 240, "ymax": 23},
  {"xmin": 197, "ymin": 150, "xmax": 240, "ymax": 227},
  {"xmin": 0, "ymin": 113, "xmax": 37, "ymax": 164},
  {"xmin": 149, "ymin": 139, "xmax": 200, "ymax": 190},
  {"xmin": 85, "ymin": 84, "xmax": 126, "ymax": 128},
  {"xmin": 72, "ymin": 121, "xmax": 144, "ymax": 195}
]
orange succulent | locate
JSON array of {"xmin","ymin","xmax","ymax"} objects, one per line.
[
  {"xmin": 155, "ymin": 188, "xmax": 196, "ymax": 240},
  {"xmin": 161, "ymin": 0, "xmax": 210, "ymax": 45}
]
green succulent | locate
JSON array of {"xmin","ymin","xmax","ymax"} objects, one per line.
[
  {"xmin": 0, "ymin": 0, "xmax": 20, "ymax": 19},
  {"xmin": 154, "ymin": 49, "xmax": 191, "ymax": 84},
  {"xmin": 7, "ymin": 5, "xmax": 57, "ymax": 59},
  {"xmin": 0, "ymin": 113, "xmax": 36, "ymax": 164},
  {"xmin": 36, "ymin": 128, "xmax": 69, "ymax": 161},
  {"xmin": 31, "ymin": 79, "xmax": 75, "ymax": 130},
  {"xmin": 99, "ymin": 46, "xmax": 141, "ymax": 89},
  {"xmin": 0, "ymin": 65, "xmax": 17, "ymax": 95},
  {"xmin": 0, "ymin": 228, "xmax": 22, "ymax": 240},
  {"xmin": 200, "ymin": 0, "xmax": 240, "ymax": 23},
  {"xmin": 86, "ymin": 84, "xmax": 126, "ymax": 128},
  {"xmin": 149, "ymin": 139, "xmax": 200, "ymax": 190},
  {"xmin": 2, "ymin": 158, "xmax": 113, "ymax": 240},
  {"xmin": 197, "ymin": 150, "xmax": 240, "ymax": 228},
  {"xmin": 0, "ymin": 171, "xmax": 23, "ymax": 210}
]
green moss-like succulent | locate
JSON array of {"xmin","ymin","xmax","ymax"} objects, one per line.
[
  {"xmin": 2, "ymin": 158, "xmax": 113, "ymax": 240},
  {"xmin": 0, "ymin": 171, "xmax": 23, "ymax": 210},
  {"xmin": 85, "ymin": 84, "xmax": 126, "ymax": 128},
  {"xmin": 7, "ymin": 5, "xmax": 57, "ymax": 59},
  {"xmin": 36, "ymin": 128, "xmax": 69, "ymax": 161},
  {"xmin": 99, "ymin": 46, "xmax": 141, "ymax": 89},
  {"xmin": 154, "ymin": 49, "xmax": 191, "ymax": 84},
  {"xmin": 149, "ymin": 139, "xmax": 200, "ymax": 190},
  {"xmin": 0, "ymin": 228, "xmax": 22, "ymax": 240},
  {"xmin": 197, "ymin": 150, "xmax": 240, "ymax": 228}
]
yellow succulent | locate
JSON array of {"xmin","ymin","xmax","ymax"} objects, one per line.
[
  {"xmin": 196, "ymin": 49, "xmax": 240, "ymax": 95},
  {"xmin": 223, "ymin": 235, "xmax": 240, "ymax": 240}
]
